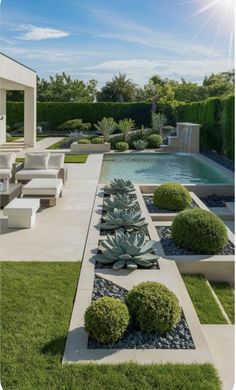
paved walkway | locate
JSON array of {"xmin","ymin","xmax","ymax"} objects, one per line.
[
  {"xmin": 17, "ymin": 137, "xmax": 64, "ymax": 157},
  {"xmin": 0, "ymin": 154, "xmax": 103, "ymax": 261},
  {"xmin": 202, "ymin": 325, "xmax": 235, "ymax": 390}
]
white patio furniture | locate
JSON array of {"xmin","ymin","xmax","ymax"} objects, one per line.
[
  {"xmin": 22, "ymin": 178, "xmax": 63, "ymax": 206},
  {"xmin": 3, "ymin": 198, "xmax": 40, "ymax": 228},
  {"xmin": 15, "ymin": 152, "xmax": 67, "ymax": 184},
  {"xmin": 0, "ymin": 152, "xmax": 16, "ymax": 181}
]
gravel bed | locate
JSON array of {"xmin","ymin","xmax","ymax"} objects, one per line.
[
  {"xmin": 200, "ymin": 194, "xmax": 235, "ymax": 208},
  {"xmin": 201, "ymin": 150, "xmax": 234, "ymax": 172},
  {"xmin": 157, "ymin": 226, "xmax": 235, "ymax": 256},
  {"xmin": 88, "ymin": 276, "xmax": 195, "ymax": 350},
  {"xmin": 143, "ymin": 196, "xmax": 198, "ymax": 214}
]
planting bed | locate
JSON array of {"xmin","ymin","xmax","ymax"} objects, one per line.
[
  {"xmin": 157, "ymin": 226, "xmax": 235, "ymax": 256},
  {"xmin": 88, "ymin": 276, "xmax": 195, "ymax": 350},
  {"xmin": 143, "ymin": 196, "xmax": 198, "ymax": 214},
  {"xmin": 200, "ymin": 194, "xmax": 235, "ymax": 208}
]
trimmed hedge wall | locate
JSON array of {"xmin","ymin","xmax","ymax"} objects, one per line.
[
  {"xmin": 177, "ymin": 95, "xmax": 234, "ymax": 160},
  {"xmin": 7, "ymin": 102, "xmax": 176, "ymax": 129}
]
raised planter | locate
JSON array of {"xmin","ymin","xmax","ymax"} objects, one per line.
[{"xmin": 71, "ymin": 142, "xmax": 111, "ymax": 153}]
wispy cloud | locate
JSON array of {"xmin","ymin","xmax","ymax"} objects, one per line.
[{"xmin": 16, "ymin": 24, "xmax": 69, "ymax": 40}]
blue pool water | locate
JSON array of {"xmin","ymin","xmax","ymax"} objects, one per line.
[{"xmin": 99, "ymin": 153, "xmax": 234, "ymax": 184}]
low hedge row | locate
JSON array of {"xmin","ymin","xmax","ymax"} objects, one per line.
[
  {"xmin": 177, "ymin": 95, "xmax": 234, "ymax": 160},
  {"xmin": 7, "ymin": 102, "xmax": 176, "ymax": 129}
]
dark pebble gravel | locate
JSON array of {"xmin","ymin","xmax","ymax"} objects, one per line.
[
  {"xmin": 200, "ymin": 194, "xmax": 235, "ymax": 208},
  {"xmin": 88, "ymin": 276, "xmax": 195, "ymax": 350},
  {"xmin": 157, "ymin": 226, "xmax": 235, "ymax": 256},
  {"xmin": 143, "ymin": 196, "xmax": 198, "ymax": 214},
  {"xmin": 201, "ymin": 150, "xmax": 234, "ymax": 172}
]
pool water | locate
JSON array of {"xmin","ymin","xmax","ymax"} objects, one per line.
[{"xmin": 99, "ymin": 153, "xmax": 233, "ymax": 184}]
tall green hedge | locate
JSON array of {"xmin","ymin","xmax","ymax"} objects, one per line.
[
  {"xmin": 7, "ymin": 102, "xmax": 176, "ymax": 129},
  {"xmin": 177, "ymin": 95, "xmax": 234, "ymax": 160}
]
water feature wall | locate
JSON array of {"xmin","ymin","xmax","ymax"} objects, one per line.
[{"xmin": 164, "ymin": 122, "xmax": 200, "ymax": 153}]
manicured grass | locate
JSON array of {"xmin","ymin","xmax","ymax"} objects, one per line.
[
  {"xmin": 1, "ymin": 262, "xmax": 221, "ymax": 390},
  {"xmin": 182, "ymin": 274, "xmax": 227, "ymax": 324},
  {"xmin": 16, "ymin": 154, "xmax": 88, "ymax": 164},
  {"xmin": 47, "ymin": 138, "xmax": 67, "ymax": 149},
  {"xmin": 210, "ymin": 281, "xmax": 235, "ymax": 323},
  {"xmin": 7, "ymin": 136, "xmax": 21, "ymax": 142}
]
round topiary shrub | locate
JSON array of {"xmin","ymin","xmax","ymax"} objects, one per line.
[
  {"xmin": 171, "ymin": 209, "xmax": 228, "ymax": 254},
  {"xmin": 91, "ymin": 137, "xmax": 104, "ymax": 144},
  {"xmin": 147, "ymin": 134, "xmax": 162, "ymax": 148},
  {"xmin": 153, "ymin": 182, "xmax": 191, "ymax": 211},
  {"xmin": 125, "ymin": 282, "xmax": 181, "ymax": 333},
  {"xmin": 116, "ymin": 142, "xmax": 129, "ymax": 151},
  {"xmin": 85, "ymin": 297, "xmax": 129, "ymax": 343},
  {"xmin": 78, "ymin": 138, "xmax": 91, "ymax": 144}
]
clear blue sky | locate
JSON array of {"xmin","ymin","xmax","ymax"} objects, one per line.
[{"xmin": 0, "ymin": 0, "xmax": 234, "ymax": 87}]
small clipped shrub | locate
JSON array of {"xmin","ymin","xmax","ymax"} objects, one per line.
[
  {"xmin": 126, "ymin": 282, "xmax": 181, "ymax": 333},
  {"xmin": 153, "ymin": 182, "xmax": 191, "ymax": 211},
  {"xmin": 85, "ymin": 297, "xmax": 129, "ymax": 343},
  {"xmin": 116, "ymin": 142, "xmax": 129, "ymax": 151},
  {"xmin": 91, "ymin": 137, "xmax": 105, "ymax": 144},
  {"xmin": 171, "ymin": 209, "xmax": 228, "ymax": 254},
  {"xmin": 78, "ymin": 138, "xmax": 91, "ymax": 144},
  {"xmin": 147, "ymin": 134, "xmax": 162, "ymax": 148}
]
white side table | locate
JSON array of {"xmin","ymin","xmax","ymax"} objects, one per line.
[{"xmin": 3, "ymin": 198, "xmax": 40, "ymax": 229}]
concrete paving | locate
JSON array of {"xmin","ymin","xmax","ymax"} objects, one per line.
[
  {"xmin": 202, "ymin": 325, "xmax": 235, "ymax": 390},
  {"xmin": 0, "ymin": 154, "xmax": 103, "ymax": 261},
  {"xmin": 17, "ymin": 137, "xmax": 64, "ymax": 157}
]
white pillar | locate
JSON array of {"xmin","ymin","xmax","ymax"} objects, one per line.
[
  {"xmin": 0, "ymin": 89, "xmax": 7, "ymax": 144},
  {"xmin": 24, "ymin": 87, "xmax": 36, "ymax": 147}
]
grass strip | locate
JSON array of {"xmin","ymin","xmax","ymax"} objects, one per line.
[
  {"xmin": 210, "ymin": 281, "xmax": 234, "ymax": 323},
  {"xmin": 16, "ymin": 154, "xmax": 88, "ymax": 164},
  {"xmin": 47, "ymin": 138, "xmax": 67, "ymax": 149},
  {"xmin": 182, "ymin": 274, "xmax": 227, "ymax": 324},
  {"xmin": 1, "ymin": 262, "xmax": 221, "ymax": 390}
]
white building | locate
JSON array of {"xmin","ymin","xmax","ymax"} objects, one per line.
[{"xmin": 0, "ymin": 52, "xmax": 37, "ymax": 147}]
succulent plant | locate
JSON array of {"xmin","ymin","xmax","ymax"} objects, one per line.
[
  {"xmin": 104, "ymin": 178, "xmax": 135, "ymax": 195},
  {"xmin": 99, "ymin": 208, "xmax": 147, "ymax": 232},
  {"xmin": 133, "ymin": 139, "xmax": 148, "ymax": 150},
  {"xmin": 103, "ymin": 194, "xmax": 138, "ymax": 212},
  {"xmin": 96, "ymin": 230, "xmax": 158, "ymax": 269}
]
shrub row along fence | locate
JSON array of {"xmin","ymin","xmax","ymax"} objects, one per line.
[
  {"xmin": 177, "ymin": 95, "xmax": 234, "ymax": 160},
  {"xmin": 7, "ymin": 102, "xmax": 176, "ymax": 129}
]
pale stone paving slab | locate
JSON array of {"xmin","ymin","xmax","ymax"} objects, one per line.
[{"xmin": 0, "ymin": 154, "xmax": 103, "ymax": 261}]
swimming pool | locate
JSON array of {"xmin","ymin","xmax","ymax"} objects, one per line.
[{"xmin": 99, "ymin": 153, "xmax": 234, "ymax": 184}]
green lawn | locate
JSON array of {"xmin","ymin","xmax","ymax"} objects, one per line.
[
  {"xmin": 16, "ymin": 154, "xmax": 88, "ymax": 164},
  {"xmin": 182, "ymin": 274, "xmax": 227, "ymax": 324},
  {"xmin": 1, "ymin": 262, "xmax": 221, "ymax": 390},
  {"xmin": 47, "ymin": 138, "xmax": 67, "ymax": 149},
  {"xmin": 210, "ymin": 281, "xmax": 234, "ymax": 323}
]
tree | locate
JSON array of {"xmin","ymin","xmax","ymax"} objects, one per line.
[
  {"xmin": 203, "ymin": 72, "xmax": 234, "ymax": 97},
  {"xmin": 98, "ymin": 73, "xmax": 138, "ymax": 102}
]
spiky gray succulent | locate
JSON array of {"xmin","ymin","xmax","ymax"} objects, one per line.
[
  {"xmin": 96, "ymin": 230, "xmax": 158, "ymax": 269},
  {"xmin": 99, "ymin": 208, "xmax": 147, "ymax": 232},
  {"xmin": 133, "ymin": 139, "xmax": 148, "ymax": 150},
  {"xmin": 103, "ymin": 194, "xmax": 138, "ymax": 212},
  {"xmin": 104, "ymin": 178, "xmax": 135, "ymax": 195}
]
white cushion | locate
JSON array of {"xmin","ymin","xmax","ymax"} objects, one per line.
[
  {"xmin": 0, "ymin": 169, "xmax": 12, "ymax": 179},
  {"xmin": 24, "ymin": 152, "xmax": 50, "ymax": 169},
  {"xmin": 22, "ymin": 178, "xmax": 63, "ymax": 197},
  {"xmin": 48, "ymin": 153, "xmax": 64, "ymax": 169},
  {"xmin": 16, "ymin": 169, "xmax": 59, "ymax": 181},
  {"xmin": 0, "ymin": 152, "xmax": 16, "ymax": 169}
]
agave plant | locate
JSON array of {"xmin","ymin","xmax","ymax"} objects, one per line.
[
  {"xmin": 103, "ymin": 194, "xmax": 138, "ymax": 211},
  {"xmin": 96, "ymin": 230, "xmax": 158, "ymax": 269},
  {"xmin": 104, "ymin": 178, "xmax": 135, "ymax": 195},
  {"xmin": 133, "ymin": 139, "xmax": 148, "ymax": 150},
  {"xmin": 95, "ymin": 117, "xmax": 117, "ymax": 142},
  {"xmin": 99, "ymin": 208, "xmax": 147, "ymax": 232}
]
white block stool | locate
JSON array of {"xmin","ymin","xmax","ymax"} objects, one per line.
[
  {"xmin": 3, "ymin": 198, "xmax": 40, "ymax": 229},
  {"xmin": 22, "ymin": 178, "xmax": 63, "ymax": 206}
]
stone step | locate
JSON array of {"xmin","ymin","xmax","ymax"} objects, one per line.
[{"xmin": 209, "ymin": 207, "xmax": 234, "ymax": 220}]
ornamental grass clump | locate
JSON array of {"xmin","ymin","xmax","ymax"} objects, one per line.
[
  {"xmin": 96, "ymin": 230, "xmax": 158, "ymax": 270},
  {"xmin": 171, "ymin": 209, "xmax": 228, "ymax": 254},
  {"xmin": 126, "ymin": 282, "xmax": 181, "ymax": 333},
  {"xmin": 104, "ymin": 178, "xmax": 135, "ymax": 195},
  {"xmin": 99, "ymin": 208, "xmax": 147, "ymax": 233},
  {"xmin": 153, "ymin": 182, "xmax": 191, "ymax": 211},
  {"xmin": 103, "ymin": 194, "xmax": 138, "ymax": 211},
  {"xmin": 85, "ymin": 297, "xmax": 129, "ymax": 343}
]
